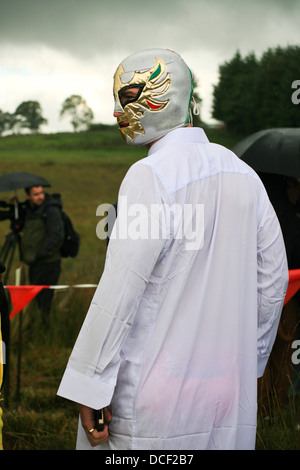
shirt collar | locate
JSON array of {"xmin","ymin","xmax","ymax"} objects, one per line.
[{"xmin": 148, "ymin": 127, "xmax": 209, "ymax": 155}]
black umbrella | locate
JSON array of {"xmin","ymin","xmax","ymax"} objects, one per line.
[
  {"xmin": 232, "ymin": 128, "xmax": 300, "ymax": 179},
  {"xmin": 0, "ymin": 172, "xmax": 51, "ymax": 192}
]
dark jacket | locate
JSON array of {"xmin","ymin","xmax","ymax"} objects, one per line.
[
  {"xmin": 260, "ymin": 173, "xmax": 300, "ymax": 269},
  {"xmin": 21, "ymin": 193, "xmax": 64, "ymax": 265}
]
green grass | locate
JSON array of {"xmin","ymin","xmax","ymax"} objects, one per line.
[{"xmin": 1, "ymin": 125, "xmax": 299, "ymax": 450}]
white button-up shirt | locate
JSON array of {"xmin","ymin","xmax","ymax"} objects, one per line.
[{"xmin": 58, "ymin": 127, "xmax": 288, "ymax": 450}]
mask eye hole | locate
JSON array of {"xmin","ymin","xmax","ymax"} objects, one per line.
[{"xmin": 118, "ymin": 84, "xmax": 144, "ymax": 108}]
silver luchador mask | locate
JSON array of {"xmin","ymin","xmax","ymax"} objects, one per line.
[{"xmin": 113, "ymin": 49, "xmax": 194, "ymax": 145}]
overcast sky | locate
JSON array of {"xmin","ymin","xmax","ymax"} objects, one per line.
[{"xmin": 1, "ymin": 0, "xmax": 300, "ymax": 133}]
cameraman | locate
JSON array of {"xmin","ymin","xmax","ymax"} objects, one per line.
[{"xmin": 21, "ymin": 186, "xmax": 64, "ymax": 323}]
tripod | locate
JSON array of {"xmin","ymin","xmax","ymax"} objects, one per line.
[
  {"xmin": 0, "ymin": 230, "xmax": 25, "ymax": 404},
  {"xmin": 0, "ymin": 230, "xmax": 22, "ymax": 284}
]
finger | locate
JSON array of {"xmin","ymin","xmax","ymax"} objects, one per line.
[
  {"xmin": 104, "ymin": 406, "xmax": 112, "ymax": 423},
  {"xmin": 87, "ymin": 424, "xmax": 110, "ymax": 447},
  {"xmin": 79, "ymin": 404, "xmax": 96, "ymax": 431}
]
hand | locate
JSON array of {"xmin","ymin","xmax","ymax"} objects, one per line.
[{"xmin": 79, "ymin": 404, "xmax": 112, "ymax": 447}]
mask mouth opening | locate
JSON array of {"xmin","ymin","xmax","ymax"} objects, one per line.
[
  {"xmin": 118, "ymin": 118, "xmax": 129, "ymax": 128},
  {"xmin": 118, "ymin": 84, "xmax": 145, "ymax": 108}
]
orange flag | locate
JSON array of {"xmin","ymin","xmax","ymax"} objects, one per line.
[{"xmin": 6, "ymin": 286, "xmax": 49, "ymax": 319}]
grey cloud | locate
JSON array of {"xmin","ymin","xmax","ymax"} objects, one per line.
[
  {"xmin": 1, "ymin": 0, "xmax": 300, "ymax": 131},
  {"xmin": 1, "ymin": 0, "xmax": 300, "ymax": 61}
]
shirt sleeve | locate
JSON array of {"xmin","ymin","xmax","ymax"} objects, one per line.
[
  {"xmin": 57, "ymin": 162, "xmax": 167, "ymax": 409},
  {"xmin": 256, "ymin": 191, "xmax": 289, "ymax": 378}
]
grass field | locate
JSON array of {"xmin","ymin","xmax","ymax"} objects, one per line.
[{"xmin": 0, "ymin": 126, "xmax": 299, "ymax": 450}]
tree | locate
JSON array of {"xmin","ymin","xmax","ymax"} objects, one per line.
[
  {"xmin": 14, "ymin": 101, "xmax": 48, "ymax": 133},
  {"xmin": 255, "ymin": 46, "xmax": 300, "ymax": 130},
  {"xmin": 212, "ymin": 45, "xmax": 300, "ymax": 134},
  {"xmin": 60, "ymin": 95, "xmax": 94, "ymax": 132},
  {"xmin": 0, "ymin": 110, "xmax": 13, "ymax": 135},
  {"xmin": 212, "ymin": 51, "xmax": 259, "ymax": 134}
]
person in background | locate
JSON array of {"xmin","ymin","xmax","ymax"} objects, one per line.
[
  {"xmin": 21, "ymin": 186, "xmax": 64, "ymax": 323},
  {"xmin": 258, "ymin": 174, "xmax": 300, "ymax": 416},
  {"xmin": 58, "ymin": 48, "xmax": 288, "ymax": 450}
]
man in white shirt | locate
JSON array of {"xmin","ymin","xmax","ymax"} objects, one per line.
[{"xmin": 58, "ymin": 49, "xmax": 289, "ymax": 450}]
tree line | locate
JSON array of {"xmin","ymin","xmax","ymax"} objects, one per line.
[
  {"xmin": 1, "ymin": 46, "xmax": 299, "ymax": 137},
  {"xmin": 0, "ymin": 94, "xmax": 94, "ymax": 135},
  {"xmin": 212, "ymin": 45, "xmax": 300, "ymax": 134},
  {"xmin": 0, "ymin": 86, "xmax": 202, "ymax": 136}
]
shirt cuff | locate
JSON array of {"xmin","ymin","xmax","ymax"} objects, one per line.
[{"xmin": 57, "ymin": 368, "xmax": 115, "ymax": 409}]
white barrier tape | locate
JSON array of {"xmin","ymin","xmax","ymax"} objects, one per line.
[
  {"xmin": 48, "ymin": 284, "xmax": 97, "ymax": 289},
  {"xmin": 4, "ymin": 284, "xmax": 98, "ymax": 290},
  {"xmin": 5, "ymin": 283, "xmax": 98, "ymax": 319}
]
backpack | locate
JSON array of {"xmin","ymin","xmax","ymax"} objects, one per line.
[
  {"xmin": 43, "ymin": 194, "xmax": 80, "ymax": 258},
  {"xmin": 59, "ymin": 210, "xmax": 80, "ymax": 258}
]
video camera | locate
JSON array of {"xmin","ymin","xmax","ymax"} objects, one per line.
[{"xmin": 0, "ymin": 200, "xmax": 26, "ymax": 232}]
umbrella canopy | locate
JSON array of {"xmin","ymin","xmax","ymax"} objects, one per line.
[
  {"xmin": 232, "ymin": 128, "xmax": 300, "ymax": 179},
  {"xmin": 0, "ymin": 172, "xmax": 51, "ymax": 192}
]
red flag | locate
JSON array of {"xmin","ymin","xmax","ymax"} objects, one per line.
[
  {"xmin": 284, "ymin": 269, "xmax": 300, "ymax": 306},
  {"xmin": 6, "ymin": 286, "xmax": 49, "ymax": 319}
]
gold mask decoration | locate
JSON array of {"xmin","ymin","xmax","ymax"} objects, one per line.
[{"xmin": 113, "ymin": 57, "xmax": 171, "ymax": 142}]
